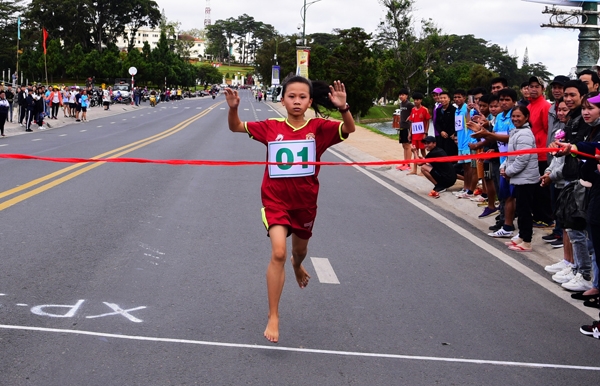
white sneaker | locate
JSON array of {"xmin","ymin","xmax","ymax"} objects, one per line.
[
  {"xmin": 456, "ymin": 191, "xmax": 474, "ymax": 199},
  {"xmin": 488, "ymin": 228, "xmax": 514, "ymax": 238},
  {"xmin": 544, "ymin": 260, "xmax": 571, "ymax": 274},
  {"xmin": 453, "ymin": 189, "xmax": 466, "ymax": 196},
  {"xmin": 470, "ymin": 196, "xmax": 487, "ymax": 202},
  {"xmin": 561, "ymin": 273, "xmax": 594, "ymax": 291},
  {"xmin": 552, "ymin": 266, "xmax": 575, "ymax": 284}
]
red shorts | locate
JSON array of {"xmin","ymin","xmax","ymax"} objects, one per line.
[
  {"xmin": 411, "ymin": 133, "xmax": 425, "ymax": 149},
  {"xmin": 261, "ymin": 206, "xmax": 317, "ymax": 240}
]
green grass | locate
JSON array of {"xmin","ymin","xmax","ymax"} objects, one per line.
[
  {"xmin": 322, "ymin": 104, "xmax": 398, "ymax": 140},
  {"xmin": 328, "ymin": 104, "xmax": 396, "ymax": 121},
  {"xmin": 196, "ymin": 63, "xmax": 254, "ymax": 77}
]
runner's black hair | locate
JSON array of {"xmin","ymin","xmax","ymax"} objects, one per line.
[
  {"xmin": 281, "ymin": 75, "xmax": 337, "ymax": 117},
  {"xmin": 412, "ymin": 92, "xmax": 424, "ymax": 100}
]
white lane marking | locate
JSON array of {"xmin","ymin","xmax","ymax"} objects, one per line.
[
  {"xmin": 59, "ymin": 134, "xmax": 67, "ymax": 137},
  {"xmin": 0, "ymin": 324, "xmax": 598, "ymax": 371},
  {"xmin": 32, "ymin": 138, "xmax": 42, "ymax": 141},
  {"xmin": 0, "ymin": 144, "xmax": 8, "ymax": 147},
  {"xmin": 111, "ymin": 122, "xmax": 116, "ymax": 124},
  {"xmin": 256, "ymin": 109, "xmax": 262, "ymax": 111},
  {"xmin": 16, "ymin": 304, "xmax": 28, "ymax": 307},
  {"xmin": 80, "ymin": 130, "xmax": 87, "ymax": 132},
  {"xmin": 0, "ymin": 293, "xmax": 5, "ymax": 296},
  {"xmin": 97, "ymin": 125, "xmax": 103, "ymax": 128},
  {"xmin": 243, "ymin": 108, "xmax": 249, "ymax": 111},
  {"xmin": 196, "ymin": 107, "xmax": 202, "ymax": 110},
  {"xmin": 220, "ymin": 108, "xmax": 225, "ymax": 110},
  {"xmin": 184, "ymin": 107, "xmax": 190, "ymax": 109},
  {"xmin": 132, "ymin": 116, "xmax": 136, "ymax": 118},
  {"xmin": 122, "ymin": 119, "xmax": 127, "ymax": 121},
  {"xmin": 311, "ymin": 257, "xmax": 340, "ymax": 284},
  {"xmin": 172, "ymin": 107, "xmax": 179, "ymax": 109},
  {"xmin": 268, "ymin": 110, "xmax": 273, "ymax": 112},
  {"xmin": 327, "ymin": 149, "xmax": 600, "ymax": 319}
]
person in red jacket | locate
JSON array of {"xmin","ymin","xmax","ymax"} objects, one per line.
[{"xmin": 527, "ymin": 76, "xmax": 554, "ymax": 227}]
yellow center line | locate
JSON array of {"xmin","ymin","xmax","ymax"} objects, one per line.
[{"xmin": 0, "ymin": 102, "xmax": 223, "ymax": 212}]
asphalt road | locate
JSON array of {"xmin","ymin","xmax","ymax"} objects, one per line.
[{"xmin": 0, "ymin": 90, "xmax": 598, "ymax": 385}]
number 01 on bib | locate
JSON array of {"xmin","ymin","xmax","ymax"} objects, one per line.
[{"xmin": 267, "ymin": 140, "xmax": 316, "ymax": 178}]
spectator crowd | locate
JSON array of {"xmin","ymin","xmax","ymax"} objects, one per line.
[{"xmin": 394, "ymin": 70, "xmax": 600, "ymax": 340}]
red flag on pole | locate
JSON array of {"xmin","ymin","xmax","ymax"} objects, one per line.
[{"xmin": 42, "ymin": 28, "xmax": 48, "ymax": 54}]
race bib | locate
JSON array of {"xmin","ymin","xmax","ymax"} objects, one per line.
[
  {"xmin": 455, "ymin": 115, "xmax": 464, "ymax": 132},
  {"xmin": 267, "ymin": 140, "xmax": 316, "ymax": 178},
  {"xmin": 411, "ymin": 122, "xmax": 425, "ymax": 135}
]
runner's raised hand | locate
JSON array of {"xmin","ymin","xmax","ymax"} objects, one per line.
[{"xmin": 224, "ymin": 88, "xmax": 240, "ymax": 109}]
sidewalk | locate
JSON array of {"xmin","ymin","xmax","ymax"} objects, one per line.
[
  {"xmin": 266, "ymin": 101, "xmax": 562, "ymax": 269},
  {"xmin": 1, "ymin": 102, "xmax": 150, "ymax": 137}
]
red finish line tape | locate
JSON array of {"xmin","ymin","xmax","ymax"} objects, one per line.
[{"xmin": 0, "ymin": 148, "xmax": 593, "ymax": 166}]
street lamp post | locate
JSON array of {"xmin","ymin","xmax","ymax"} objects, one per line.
[{"xmin": 301, "ymin": 0, "xmax": 322, "ymax": 46}]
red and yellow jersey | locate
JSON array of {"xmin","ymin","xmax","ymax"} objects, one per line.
[
  {"xmin": 245, "ymin": 117, "xmax": 347, "ymax": 209},
  {"xmin": 409, "ymin": 106, "xmax": 431, "ymax": 123}
]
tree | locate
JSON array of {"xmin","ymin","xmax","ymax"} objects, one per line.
[
  {"xmin": 44, "ymin": 39, "xmax": 65, "ymax": 82},
  {"xmin": 0, "ymin": 0, "xmax": 24, "ymax": 72},
  {"xmin": 376, "ymin": 1, "xmax": 449, "ymax": 97},
  {"xmin": 66, "ymin": 44, "xmax": 86, "ymax": 82},
  {"xmin": 125, "ymin": 0, "xmax": 161, "ymax": 52},
  {"xmin": 205, "ymin": 23, "xmax": 228, "ymax": 62},
  {"xmin": 326, "ymin": 28, "xmax": 379, "ymax": 118},
  {"xmin": 195, "ymin": 64, "xmax": 222, "ymax": 87}
]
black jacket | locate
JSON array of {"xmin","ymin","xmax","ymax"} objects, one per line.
[
  {"xmin": 18, "ymin": 90, "xmax": 27, "ymax": 107},
  {"xmin": 434, "ymin": 104, "xmax": 457, "ymax": 137}
]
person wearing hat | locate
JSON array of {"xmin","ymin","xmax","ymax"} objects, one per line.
[
  {"xmin": 412, "ymin": 136, "xmax": 457, "ymax": 198},
  {"xmin": 47, "ymin": 86, "xmax": 62, "ymax": 119},
  {"xmin": 527, "ymin": 76, "xmax": 554, "ymax": 228}
]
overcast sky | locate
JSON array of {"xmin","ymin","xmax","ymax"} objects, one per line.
[{"xmin": 155, "ymin": 0, "xmax": 589, "ymax": 78}]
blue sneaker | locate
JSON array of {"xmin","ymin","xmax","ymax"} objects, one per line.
[{"xmin": 478, "ymin": 207, "xmax": 499, "ymax": 219}]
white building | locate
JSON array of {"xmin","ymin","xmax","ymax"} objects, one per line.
[
  {"xmin": 115, "ymin": 27, "xmax": 162, "ymax": 51},
  {"xmin": 115, "ymin": 27, "xmax": 243, "ymax": 64}
]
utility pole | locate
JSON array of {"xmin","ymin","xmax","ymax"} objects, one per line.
[
  {"xmin": 539, "ymin": 2, "xmax": 599, "ymax": 72},
  {"xmin": 301, "ymin": 0, "xmax": 322, "ymax": 46}
]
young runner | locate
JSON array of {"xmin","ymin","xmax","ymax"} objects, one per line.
[
  {"xmin": 408, "ymin": 92, "xmax": 430, "ymax": 175},
  {"xmin": 224, "ymin": 77, "xmax": 356, "ymax": 343}
]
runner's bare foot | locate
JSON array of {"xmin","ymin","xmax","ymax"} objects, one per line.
[
  {"xmin": 291, "ymin": 256, "xmax": 310, "ymax": 288},
  {"xmin": 264, "ymin": 315, "xmax": 279, "ymax": 343}
]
